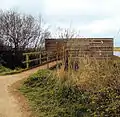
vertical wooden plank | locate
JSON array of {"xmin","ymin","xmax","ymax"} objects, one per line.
[
  {"xmin": 26, "ymin": 54, "xmax": 29, "ymax": 69},
  {"xmin": 63, "ymin": 46, "xmax": 65, "ymax": 65},
  {"xmin": 56, "ymin": 51, "xmax": 58, "ymax": 70},
  {"xmin": 64, "ymin": 49, "xmax": 68, "ymax": 71},
  {"xmin": 47, "ymin": 52, "xmax": 49, "ymax": 69}
]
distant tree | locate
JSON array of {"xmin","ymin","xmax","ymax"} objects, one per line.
[
  {"xmin": 53, "ymin": 27, "xmax": 80, "ymax": 39},
  {"xmin": 0, "ymin": 10, "xmax": 50, "ymax": 54},
  {"xmin": 0, "ymin": 9, "xmax": 51, "ymax": 68},
  {"xmin": 0, "ymin": 39, "xmax": 4, "ymax": 47}
]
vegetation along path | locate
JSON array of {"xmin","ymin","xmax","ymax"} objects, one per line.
[{"xmin": 0, "ymin": 62, "xmax": 58, "ymax": 117}]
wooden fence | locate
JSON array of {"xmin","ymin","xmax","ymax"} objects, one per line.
[{"xmin": 23, "ymin": 50, "xmax": 64, "ymax": 69}]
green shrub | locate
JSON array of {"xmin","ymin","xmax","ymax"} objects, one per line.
[
  {"xmin": 0, "ymin": 65, "xmax": 11, "ymax": 73},
  {"xmin": 87, "ymin": 87, "xmax": 120, "ymax": 117},
  {"xmin": 20, "ymin": 58, "xmax": 120, "ymax": 117},
  {"xmin": 20, "ymin": 70, "xmax": 90, "ymax": 117}
]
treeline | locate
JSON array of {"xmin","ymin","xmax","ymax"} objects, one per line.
[{"xmin": 0, "ymin": 9, "xmax": 51, "ymax": 69}]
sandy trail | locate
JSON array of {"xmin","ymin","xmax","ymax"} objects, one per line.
[{"xmin": 0, "ymin": 62, "xmax": 57, "ymax": 117}]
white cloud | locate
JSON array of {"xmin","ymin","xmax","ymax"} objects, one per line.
[
  {"xmin": 81, "ymin": 17, "xmax": 120, "ymax": 34},
  {"xmin": 1, "ymin": 0, "xmax": 18, "ymax": 10},
  {"xmin": 44, "ymin": 0, "xmax": 93, "ymax": 15},
  {"xmin": 44, "ymin": 0, "xmax": 120, "ymax": 16},
  {"xmin": 0, "ymin": 0, "xmax": 44, "ymax": 15},
  {"xmin": 43, "ymin": 0, "xmax": 120, "ymax": 46},
  {"xmin": 0, "ymin": 0, "xmax": 120, "ymax": 46}
]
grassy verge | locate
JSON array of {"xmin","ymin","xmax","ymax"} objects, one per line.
[
  {"xmin": 20, "ymin": 58, "xmax": 120, "ymax": 117},
  {"xmin": 20, "ymin": 70, "xmax": 89, "ymax": 117},
  {"xmin": 0, "ymin": 65, "xmax": 12, "ymax": 75},
  {"xmin": 20, "ymin": 65, "xmax": 120, "ymax": 117},
  {"xmin": 114, "ymin": 47, "xmax": 120, "ymax": 51},
  {"xmin": 0, "ymin": 65, "xmax": 25, "ymax": 75},
  {"xmin": 0, "ymin": 61, "xmax": 62, "ymax": 76}
]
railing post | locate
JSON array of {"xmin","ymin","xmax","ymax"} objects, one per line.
[
  {"xmin": 26, "ymin": 54, "xmax": 29, "ymax": 69},
  {"xmin": 47, "ymin": 52, "xmax": 49, "ymax": 69}
]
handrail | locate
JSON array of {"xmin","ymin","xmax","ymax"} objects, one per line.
[{"xmin": 23, "ymin": 50, "xmax": 64, "ymax": 69}]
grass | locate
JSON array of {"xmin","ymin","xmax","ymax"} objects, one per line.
[
  {"xmin": 20, "ymin": 70, "xmax": 90, "ymax": 117},
  {"xmin": 114, "ymin": 47, "xmax": 120, "ymax": 51},
  {"xmin": 0, "ymin": 65, "xmax": 12, "ymax": 74},
  {"xmin": 0, "ymin": 61, "xmax": 62, "ymax": 76},
  {"xmin": 0, "ymin": 65, "xmax": 25, "ymax": 75},
  {"xmin": 20, "ymin": 57, "xmax": 120, "ymax": 117}
]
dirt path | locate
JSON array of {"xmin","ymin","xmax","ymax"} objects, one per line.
[{"xmin": 0, "ymin": 62, "xmax": 57, "ymax": 117}]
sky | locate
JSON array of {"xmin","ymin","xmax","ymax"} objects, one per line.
[{"xmin": 1, "ymin": 0, "xmax": 120, "ymax": 46}]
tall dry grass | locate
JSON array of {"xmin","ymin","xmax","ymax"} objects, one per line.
[
  {"xmin": 56, "ymin": 37, "xmax": 120, "ymax": 93},
  {"xmin": 57, "ymin": 56, "xmax": 120, "ymax": 92},
  {"xmin": 22, "ymin": 55, "xmax": 120, "ymax": 116},
  {"xmin": 54, "ymin": 38, "xmax": 120, "ymax": 116}
]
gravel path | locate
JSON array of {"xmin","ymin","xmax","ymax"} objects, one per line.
[{"xmin": 0, "ymin": 62, "xmax": 57, "ymax": 117}]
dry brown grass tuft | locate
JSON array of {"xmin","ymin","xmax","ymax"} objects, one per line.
[{"xmin": 57, "ymin": 56, "xmax": 120, "ymax": 92}]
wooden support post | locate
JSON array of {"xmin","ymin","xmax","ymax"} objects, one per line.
[
  {"xmin": 26, "ymin": 54, "xmax": 29, "ymax": 69},
  {"xmin": 56, "ymin": 52, "xmax": 58, "ymax": 70},
  {"xmin": 47, "ymin": 52, "xmax": 49, "ymax": 69},
  {"xmin": 63, "ymin": 46, "xmax": 65, "ymax": 65},
  {"xmin": 64, "ymin": 49, "xmax": 68, "ymax": 71}
]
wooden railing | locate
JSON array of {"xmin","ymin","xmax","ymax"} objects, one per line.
[
  {"xmin": 23, "ymin": 50, "xmax": 64, "ymax": 69},
  {"xmin": 23, "ymin": 47, "xmax": 114, "ymax": 70}
]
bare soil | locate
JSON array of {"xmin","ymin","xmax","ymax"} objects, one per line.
[{"xmin": 0, "ymin": 62, "xmax": 57, "ymax": 117}]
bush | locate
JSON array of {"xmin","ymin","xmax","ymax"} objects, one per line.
[
  {"xmin": 88, "ymin": 87, "xmax": 120, "ymax": 116},
  {"xmin": 20, "ymin": 58, "xmax": 120, "ymax": 117},
  {"xmin": 61, "ymin": 58, "xmax": 120, "ymax": 116},
  {"xmin": 20, "ymin": 70, "xmax": 90, "ymax": 117},
  {"xmin": 0, "ymin": 65, "xmax": 11, "ymax": 73}
]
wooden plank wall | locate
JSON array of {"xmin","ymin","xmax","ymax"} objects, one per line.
[
  {"xmin": 89, "ymin": 38, "xmax": 113, "ymax": 59},
  {"xmin": 45, "ymin": 39, "xmax": 65, "ymax": 52},
  {"xmin": 45, "ymin": 38, "xmax": 113, "ymax": 59}
]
